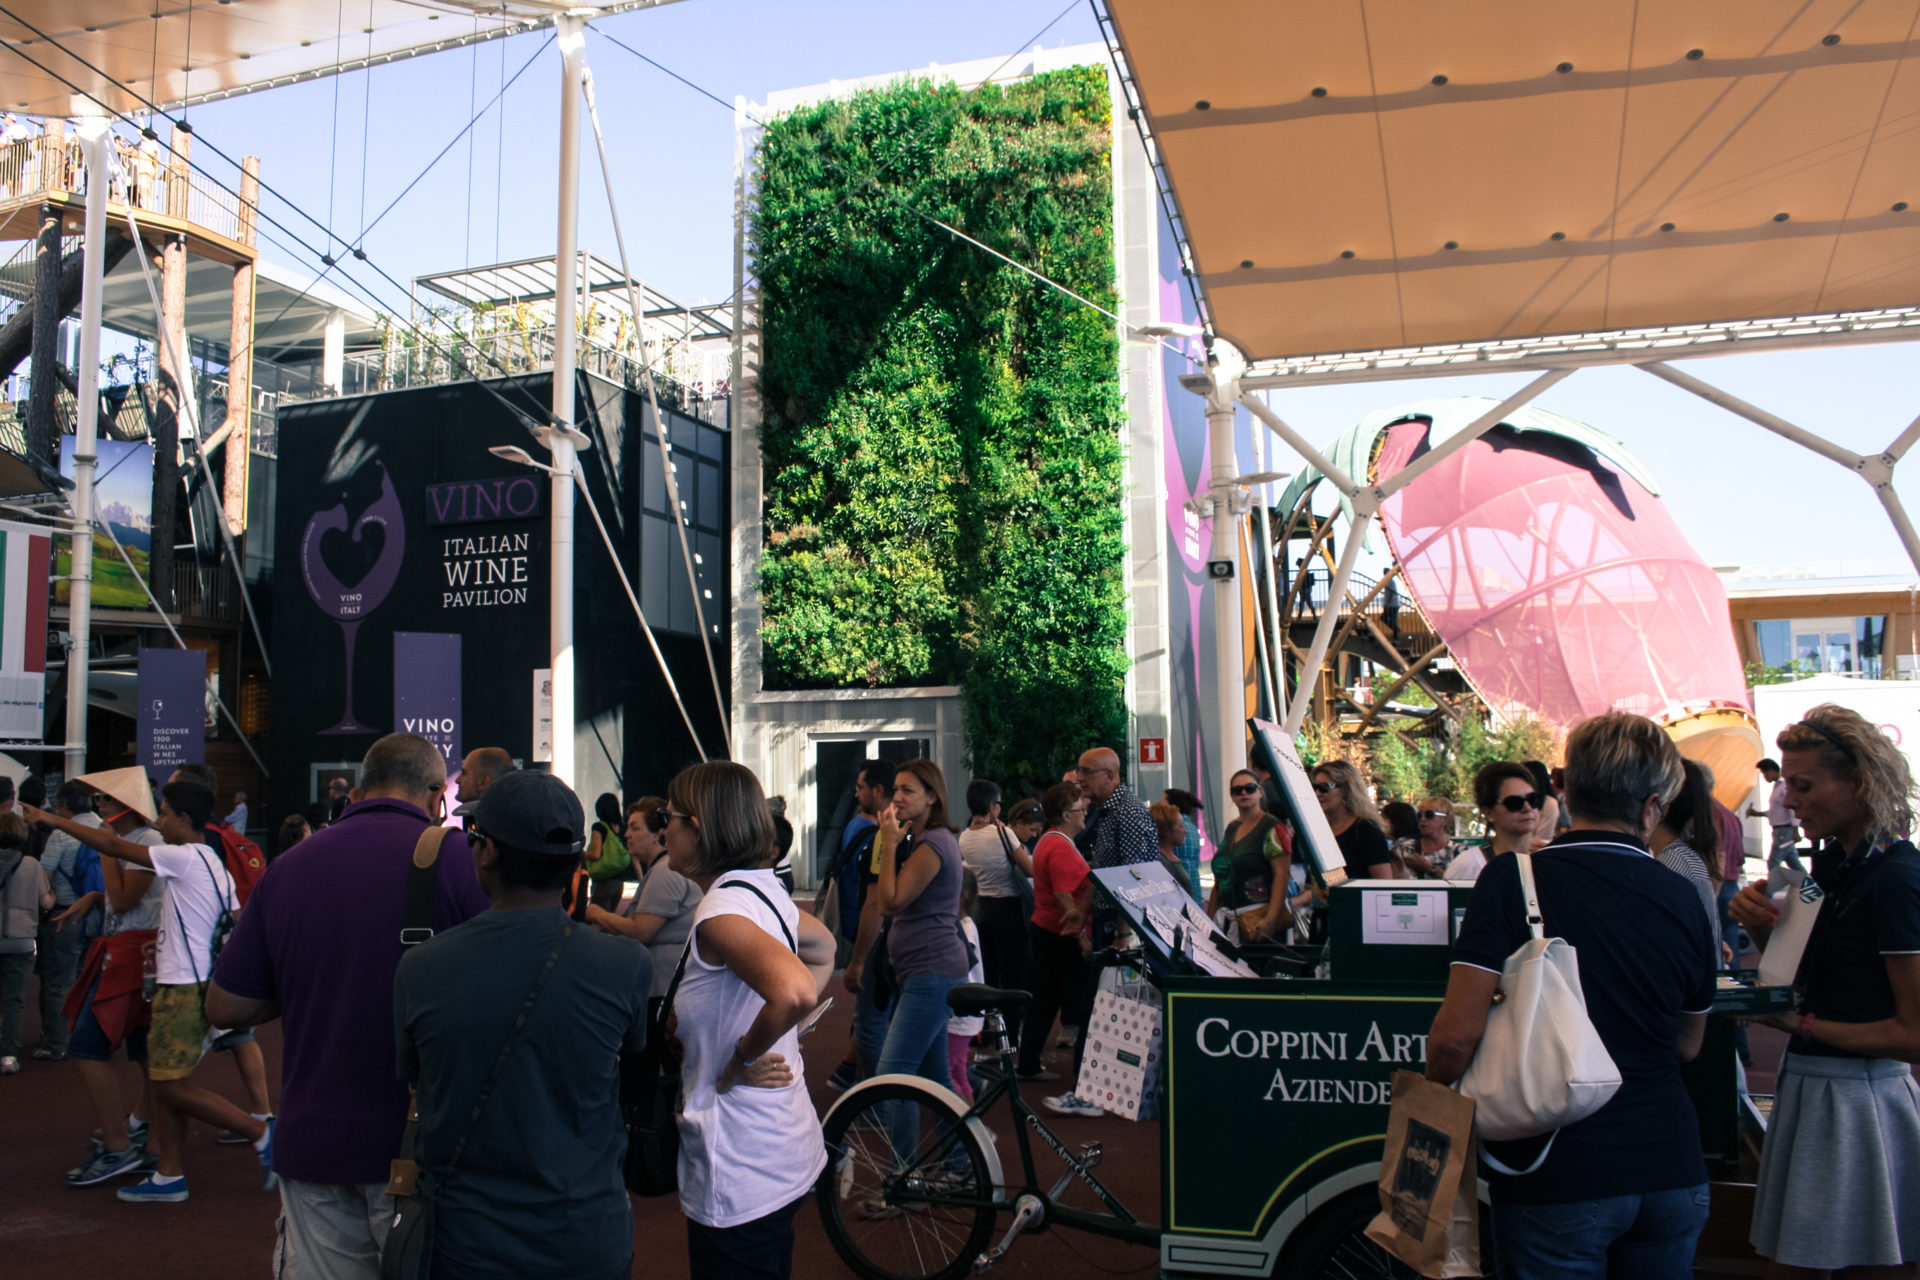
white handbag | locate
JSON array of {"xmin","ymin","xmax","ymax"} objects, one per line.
[{"xmin": 1457, "ymin": 852, "xmax": 1621, "ymax": 1168}]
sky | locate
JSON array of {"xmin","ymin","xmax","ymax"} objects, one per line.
[{"xmin": 163, "ymin": 0, "xmax": 1920, "ymax": 583}]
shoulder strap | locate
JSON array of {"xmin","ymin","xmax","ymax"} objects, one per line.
[
  {"xmin": 828, "ymin": 823, "xmax": 876, "ymax": 878},
  {"xmin": 712, "ymin": 875, "xmax": 796, "ymax": 951},
  {"xmin": 402, "ymin": 826, "xmax": 450, "ymax": 947},
  {"xmin": 1516, "ymin": 852, "xmax": 1545, "ymax": 941},
  {"xmin": 430, "ymin": 919, "xmax": 575, "ymax": 1191},
  {"xmin": 994, "ymin": 824, "xmax": 1026, "ymax": 876}
]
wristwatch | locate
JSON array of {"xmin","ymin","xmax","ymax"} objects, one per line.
[{"xmin": 733, "ymin": 1039, "xmax": 760, "ymax": 1069}]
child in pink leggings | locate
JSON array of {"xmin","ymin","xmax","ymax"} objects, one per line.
[{"xmin": 948, "ymin": 871, "xmax": 985, "ymax": 1099}]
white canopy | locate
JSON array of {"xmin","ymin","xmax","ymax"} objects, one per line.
[{"xmin": 2, "ymin": 1, "xmax": 680, "ymax": 118}]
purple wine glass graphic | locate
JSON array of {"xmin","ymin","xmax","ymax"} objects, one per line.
[{"xmin": 300, "ymin": 462, "xmax": 406, "ymax": 734}]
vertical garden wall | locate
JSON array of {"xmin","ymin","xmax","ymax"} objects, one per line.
[{"xmin": 752, "ymin": 65, "xmax": 1128, "ymax": 793}]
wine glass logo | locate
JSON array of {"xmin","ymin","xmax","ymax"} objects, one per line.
[{"xmin": 301, "ymin": 462, "xmax": 407, "ymax": 735}]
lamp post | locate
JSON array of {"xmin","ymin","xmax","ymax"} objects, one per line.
[
  {"xmin": 547, "ymin": 12, "xmax": 587, "ymax": 787},
  {"xmin": 65, "ymin": 114, "xmax": 111, "ymax": 780}
]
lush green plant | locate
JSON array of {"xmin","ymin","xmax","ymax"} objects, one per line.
[
  {"xmin": 1746, "ymin": 659, "xmax": 1817, "ymax": 686},
  {"xmin": 752, "ymin": 66, "xmax": 1126, "ymax": 794}
]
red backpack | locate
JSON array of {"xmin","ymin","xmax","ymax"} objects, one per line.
[{"xmin": 206, "ymin": 822, "xmax": 267, "ymax": 906}]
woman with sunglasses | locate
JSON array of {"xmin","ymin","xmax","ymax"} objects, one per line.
[
  {"xmin": 1399, "ymin": 798, "xmax": 1465, "ymax": 879},
  {"xmin": 1311, "ymin": 760, "xmax": 1396, "ymax": 880},
  {"xmin": 1207, "ymin": 770, "xmax": 1294, "ymax": 940},
  {"xmin": 586, "ymin": 797, "xmax": 701, "ymax": 1005},
  {"xmin": 1730, "ymin": 706, "xmax": 1920, "ymax": 1278},
  {"xmin": 664, "ymin": 762, "xmax": 836, "ymax": 1279},
  {"xmin": 1447, "ymin": 762, "xmax": 1540, "ymax": 883}
]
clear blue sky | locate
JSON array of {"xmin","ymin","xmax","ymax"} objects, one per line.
[{"xmin": 177, "ymin": 0, "xmax": 1920, "ymax": 581}]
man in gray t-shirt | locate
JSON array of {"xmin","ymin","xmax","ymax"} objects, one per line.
[{"xmin": 34, "ymin": 781, "xmax": 105, "ymax": 1058}]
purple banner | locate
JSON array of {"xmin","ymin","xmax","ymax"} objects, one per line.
[
  {"xmin": 394, "ymin": 631, "xmax": 462, "ymax": 770},
  {"xmin": 137, "ymin": 647, "xmax": 205, "ymax": 773}
]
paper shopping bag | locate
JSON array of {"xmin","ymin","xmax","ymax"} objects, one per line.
[
  {"xmin": 1365, "ymin": 1070, "xmax": 1481, "ymax": 1278},
  {"xmin": 1073, "ymin": 983, "xmax": 1164, "ymax": 1120}
]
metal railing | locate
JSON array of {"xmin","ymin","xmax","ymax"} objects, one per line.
[
  {"xmin": 335, "ymin": 327, "xmax": 729, "ymax": 426},
  {"xmin": 173, "ymin": 558, "xmax": 239, "ymax": 621},
  {"xmin": 0, "ymin": 132, "xmax": 251, "ymax": 246}
]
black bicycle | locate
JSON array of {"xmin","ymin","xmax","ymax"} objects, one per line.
[{"xmin": 816, "ymin": 981, "xmax": 1158, "ymax": 1280}]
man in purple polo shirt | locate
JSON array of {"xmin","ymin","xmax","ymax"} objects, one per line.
[{"xmin": 207, "ymin": 734, "xmax": 489, "ymax": 1279}]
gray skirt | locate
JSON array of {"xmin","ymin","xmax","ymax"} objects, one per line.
[{"xmin": 1752, "ymin": 1050, "xmax": 1920, "ymax": 1268}]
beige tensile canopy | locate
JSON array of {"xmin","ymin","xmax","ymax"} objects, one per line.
[
  {"xmin": 1102, "ymin": 0, "xmax": 1920, "ymax": 364},
  {"xmin": 1099, "ymin": 0, "xmax": 1920, "ymax": 785},
  {"xmin": 76, "ymin": 765, "xmax": 155, "ymax": 822}
]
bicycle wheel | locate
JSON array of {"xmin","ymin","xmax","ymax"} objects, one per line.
[
  {"xmin": 817, "ymin": 1081, "xmax": 998, "ymax": 1280},
  {"xmin": 1275, "ymin": 1187, "xmax": 1500, "ymax": 1280}
]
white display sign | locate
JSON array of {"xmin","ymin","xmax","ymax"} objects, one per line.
[
  {"xmin": 532, "ymin": 667, "xmax": 553, "ymax": 763},
  {"xmin": 1361, "ymin": 888, "xmax": 1452, "ymax": 947}
]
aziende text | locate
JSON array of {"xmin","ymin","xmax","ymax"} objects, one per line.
[{"xmin": 1196, "ymin": 1018, "xmax": 1427, "ymax": 1106}]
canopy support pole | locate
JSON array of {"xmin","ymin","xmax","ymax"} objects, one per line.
[
  {"xmin": 1204, "ymin": 342, "xmax": 1249, "ymax": 793},
  {"xmin": 64, "ymin": 115, "xmax": 110, "ymax": 781},
  {"xmin": 1637, "ymin": 361, "xmax": 1920, "ymax": 576},
  {"xmin": 547, "ymin": 13, "xmax": 586, "ymax": 787}
]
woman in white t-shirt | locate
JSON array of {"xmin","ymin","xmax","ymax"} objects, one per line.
[{"xmin": 663, "ymin": 762, "xmax": 835, "ymax": 1280}]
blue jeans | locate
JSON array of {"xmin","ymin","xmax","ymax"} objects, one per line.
[
  {"xmin": 854, "ymin": 945, "xmax": 889, "ymax": 1080},
  {"xmin": 1493, "ymin": 1184, "xmax": 1710, "ymax": 1280},
  {"xmin": 874, "ymin": 972, "xmax": 963, "ymax": 1169}
]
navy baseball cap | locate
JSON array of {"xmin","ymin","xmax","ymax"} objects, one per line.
[{"xmin": 471, "ymin": 770, "xmax": 586, "ymax": 859}]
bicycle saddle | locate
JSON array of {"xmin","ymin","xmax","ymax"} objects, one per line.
[{"xmin": 946, "ymin": 983, "xmax": 1031, "ymax": 1014}]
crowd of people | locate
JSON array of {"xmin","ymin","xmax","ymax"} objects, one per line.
[{"xmin": 0, "ymin": 701, "xmax": 1912, "ymax": 1280}]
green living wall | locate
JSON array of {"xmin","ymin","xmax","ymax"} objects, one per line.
[{"xmin": 753, "ymin": 65, "xmax": 1127, "ymax": 794}]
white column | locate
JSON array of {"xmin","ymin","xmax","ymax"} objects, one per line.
[
  {"xmin": 321, "ymin": 309, "xmax": 345, "ymax": 395},
  {"xmin": 65, "ymin": 116, "xmax": 111, "ymax": 778},
  {"xmin": 548, "ymin": 14, "xmax": 585, "ymax": 788},
  {"xmin": 1204, "ymin": 341, "xmax": 1248, "ymax": 797}
]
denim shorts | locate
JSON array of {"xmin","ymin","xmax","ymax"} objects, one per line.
[{"xmin": 65, "ymin": 973, "xmax": 148, "ymax": 1064}]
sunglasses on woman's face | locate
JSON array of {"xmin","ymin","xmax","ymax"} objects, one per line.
[
  {"xmin": 1230, "ymin": 783, "xmax": 1260, "ymax": 796},
  {"xmin": 1311, "ymin": 781, "xmax": 1338, "ymax": 795},
  {"xmin": 1418, "ymin": 809, "xmax": 1451, "ymax": 821},
  {"xmin": 1495, "ymin": 792, "xmax": 1547, "ymax": 813}
]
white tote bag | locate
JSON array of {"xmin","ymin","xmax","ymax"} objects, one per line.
[{"xmin": 1457, "ymin": 853, "xmax": 1621, "ymax": 1164}]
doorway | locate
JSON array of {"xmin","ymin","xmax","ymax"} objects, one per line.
[{"xmin": 812, "ymin": 736, "xmax": 931, "ymax": 885}]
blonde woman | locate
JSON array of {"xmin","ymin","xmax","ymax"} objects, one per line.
[
  {"xmin": 1310, "ymin": 759, "xmax": 1396, "ymax": 879},
  {"xmin": 1731, "ymin": 705, "xmax": 1920, "ymax": 1278}
]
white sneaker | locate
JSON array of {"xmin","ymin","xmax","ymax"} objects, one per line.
[
  {"xmin": 0, "ymin": 1056, "xmax": 19, "ymax": 1075},
  {"xmin": 1042, "ymin": 1093, "xmax": 1103, "ymax": 1118}
]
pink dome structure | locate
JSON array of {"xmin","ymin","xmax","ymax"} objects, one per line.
[
  {"xmin": 1370, "ymin": 403, "xmax": 1748, "ymax": 729},
  {"xmin": 1270, "ymin": 398, "xmax": 1756, "ymax": 782}
]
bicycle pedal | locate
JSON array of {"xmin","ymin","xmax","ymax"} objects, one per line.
[{"xmin": 1078, "ymin": 1141, "xmax": 1103, "ymax": 1169}]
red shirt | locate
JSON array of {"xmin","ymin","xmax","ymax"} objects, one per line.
[{"xmin": 1031, "ymin": 830, "xmax": 1091, "ymax": 933}]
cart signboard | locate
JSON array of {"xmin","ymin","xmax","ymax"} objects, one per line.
[{"xmin": 1159, "ymin": 979, "xmax": 1442, "ymax": 1263}]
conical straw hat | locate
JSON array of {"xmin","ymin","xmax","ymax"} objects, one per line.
[{"xmin": 76, "ymin": 766, "xmax": 157, "ymax": 823}]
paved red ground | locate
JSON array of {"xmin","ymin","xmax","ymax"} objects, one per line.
[
  {"xmin": 5, "ymin": 934, "xmax": 1821, "ymax": 1280},
  {"xmin": 0, "ymin": 990, "xmax": 1163, "ymax": 1279}
]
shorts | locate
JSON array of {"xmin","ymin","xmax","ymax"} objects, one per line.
[
  {"xmin": 65, "ymin": 973, "xmax": 148, "ymax": 1064},
  {"xmin": 147, "ymin": 982, "xmax": 212, "ymax": 1081},
  {"xmin": 210, "ymin": 1025, "xmax": 256, "ymax": 1051}
]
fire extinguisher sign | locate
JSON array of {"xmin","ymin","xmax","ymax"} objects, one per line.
[{"xmin": 1139, "ymin": 737, "xmax": 1166, "ymax": 766}]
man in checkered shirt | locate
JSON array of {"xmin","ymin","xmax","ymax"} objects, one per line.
[{"xmin": 1075, "ymin": 748, "xmax": 1157, "ymax": 870}]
